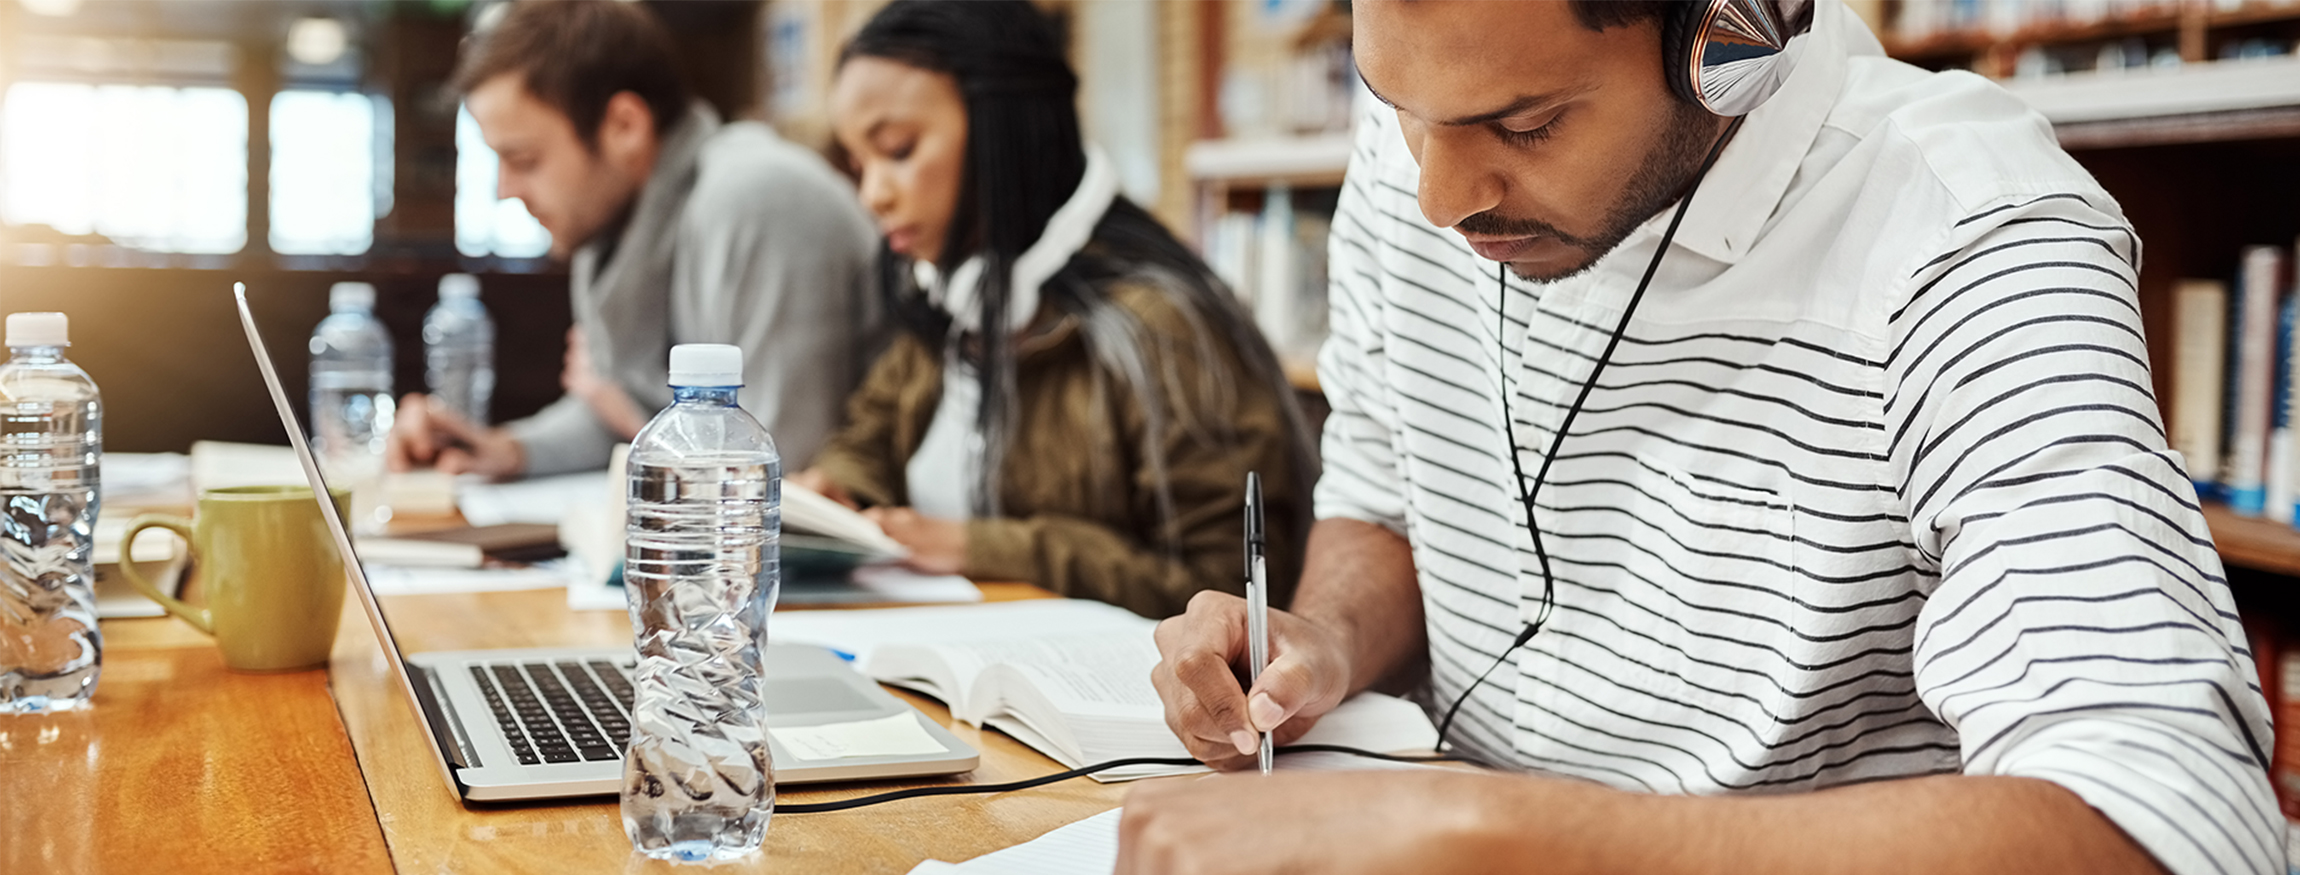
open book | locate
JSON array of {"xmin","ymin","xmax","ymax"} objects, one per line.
[
  {"xmin": 784, "ymin": 480, "xmax": 908, "ymax": 559},
  {"xmin": 783, "ymin": 601, "xmax": 1438, "ymax": 782}
]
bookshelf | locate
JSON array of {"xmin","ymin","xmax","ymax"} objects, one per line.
[
  {"xmin": 1883, "ymin": 2, "xmax": 2300, "ymax": 78},
  {"xmin": 2203, "ymin": 504, "xmax": 2300, "ymax": 577},
  {"xmin": 1184, "ymin": 133, "xmax": 1353, "ymax": 188},
  {"xmin": 1186, "ymin": 133, "xmax": 1349, "ymax": 393},
  {"xmin": 1177, "ymin": 2, "xmax": 1358, "ymax": 395},
  {"xmin": 2001, "ymin": 54, "xmax": 2300, "ymax": 147},
  {"xmin": 1881, "ymin": 6, "xmax": 2300, "ymax": 577}
]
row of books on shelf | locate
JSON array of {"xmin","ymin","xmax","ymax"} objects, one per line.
[
  {"xmin": 2172, "ymin": 241, "xmax": 2300, "ymax": 523},
  {"xmin": 2241, "ymin": 617, "xmax": 2300, "ymax": 822},
  {"xmin": 1893, "ymin": 0, "xmax": 2300, "ymax": 43},
  {"xmin": 1201, "ymin": 190, "xmax": 1333, "ymax": 363}
]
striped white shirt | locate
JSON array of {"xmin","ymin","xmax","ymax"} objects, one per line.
[{"xmin": 1314, "ymin": 4, "xmax": 2278, "ymax": 873}]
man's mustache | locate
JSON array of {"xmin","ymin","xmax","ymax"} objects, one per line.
[{"xmin": 1454, "ymin": 209, "xmax": 1591, "ymax": 249}]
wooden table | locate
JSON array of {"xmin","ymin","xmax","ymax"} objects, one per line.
[
  {"xmin": 0, "ymin": 611, "xmax": 393, "ymax": 875},
  {"xmin": 1, "ymin": 579, "xmax": 1132, "ymax": 874}
]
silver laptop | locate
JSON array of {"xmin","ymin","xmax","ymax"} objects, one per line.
[{"xmin": 233, "ymin": 284, "xmax": 978, "ymax": 802}]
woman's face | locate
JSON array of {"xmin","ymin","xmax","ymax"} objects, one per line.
[{"xmin": 831, "ymin": 56, "xmax": 969, "ymax": 265}]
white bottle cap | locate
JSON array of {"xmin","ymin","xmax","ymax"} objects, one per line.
[
  {"xmin": 5, "ymin": 312, "xmax": 68, "ymax": 347},
  {"xmin": 668, "ymin": 343, "xmax": 744, "ymax": 387},
  {"xmin": 438, "ymin": 273, "xmax": 480, "ymax": 301},
  {"xmin": 330, "ymin": 282, "xmax": 377, "ymax": 312}
]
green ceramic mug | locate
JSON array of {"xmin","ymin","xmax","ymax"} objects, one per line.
[{"xmin": 118, "ymin": 485, "xmax": 351, "ymax": 672}]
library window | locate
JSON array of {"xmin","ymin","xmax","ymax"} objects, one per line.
[
  {"xmin": 0, "ymin": 81, "xmax": 248, "ymax": 254},
  {"xmin": 454, "ymin": 104, "xmax": 550, "ymax": 259},
  {"xmin": 269, "ymin": 89, "xmax": 391, "ymax": 257}
]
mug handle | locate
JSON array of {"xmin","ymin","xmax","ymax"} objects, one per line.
[{"xmin": 117, "ymin": 514, "xmax": 212, "ymax": 635}]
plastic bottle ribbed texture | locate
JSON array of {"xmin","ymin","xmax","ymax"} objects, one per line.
[
  {"xmin": 620, "ymin": 348, "xmax": 780, "ymax": 862},
  {"xmin": 1, "ymin": 319, "xmax": 103, "ymax": 712}
]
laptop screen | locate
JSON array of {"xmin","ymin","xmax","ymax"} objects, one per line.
[{"xmin": 231, "ymin": 284, "xmax": 437, "ymax": 716}]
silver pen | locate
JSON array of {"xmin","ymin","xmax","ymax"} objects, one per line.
[{"xmin": 1245, "ymin": 472, "xmax": 1272, "ymax": 775}]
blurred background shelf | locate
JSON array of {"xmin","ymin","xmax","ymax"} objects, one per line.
[
  {"xmin": 1882, "ymin": 0, "xmax": 2300, "ymax": 77},
  {"xmin": 2002, "ymin": 55, "xmax": 2300, "ymax": 147},
  {"xmin": 2203, "ymin": 503, "xmax": 2300, "ymax": 577},
  {"xmin": 1184, "ymin": 133, "xmax": 1352, "ymax": 188}
]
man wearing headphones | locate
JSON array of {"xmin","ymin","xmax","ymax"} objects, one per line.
[{"xmin": 1126, "ymin": 2, "xmax": 2274, "ymax": 874}]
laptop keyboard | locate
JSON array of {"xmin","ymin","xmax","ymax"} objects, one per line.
[{"xmin": 470, "ymin": 661, "xmax": 636, "ymax": 766}]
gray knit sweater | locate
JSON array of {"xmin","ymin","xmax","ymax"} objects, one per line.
[{"xmin": 506, "ymin": 104, "xmax": 883, "ymax": 476}]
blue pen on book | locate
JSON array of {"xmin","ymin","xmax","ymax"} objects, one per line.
[{"xmin": 1244, "ymin": 471, "xmax": 1272, "ymax": 775}]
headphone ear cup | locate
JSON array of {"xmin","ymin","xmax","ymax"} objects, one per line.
[
  {"xmin": 1661, "ymin": 1, "xmax": 1709, "ymax": 108},
  {"xmin": 1679, "ymin": 0, "xmax": 1813, "ymax": 117}
]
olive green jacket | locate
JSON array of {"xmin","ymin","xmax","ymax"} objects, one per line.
[{"xmin": 810, "ymin": 280, "xmax": 1307, "ymax": 619}]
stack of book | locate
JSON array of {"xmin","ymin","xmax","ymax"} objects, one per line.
[{"xmin": 2170, "ymin": 240, "xmax": 2300, "ymax": 523}]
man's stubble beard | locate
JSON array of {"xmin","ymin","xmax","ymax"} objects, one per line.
[
  {"xmin": 547, "ymin": 153, "xmax": 647, "ymax": 261},
  {"xmin": 1461, "ymin": 99, "xmax": 1722, "ymax": 283}
]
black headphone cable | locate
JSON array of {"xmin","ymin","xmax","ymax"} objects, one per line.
[
  {"xmin": 1433, "ymin": 115, "xmax": 1747, "ymax": 753},
  {"xmin": 776, "ymin": 744, "xmax": 1466, "ymax": 813}
]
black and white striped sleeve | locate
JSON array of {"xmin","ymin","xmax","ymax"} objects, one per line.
[
  {"xmin": 1312, "ymin": 121, "xmax": 1411, "ymax": 535},
  {"xmin": 1888, "ymin": 194, "xmax": 2281, "ymax": 875}
]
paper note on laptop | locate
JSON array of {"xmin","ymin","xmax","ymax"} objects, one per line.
[{"xmin": 771, "ymin": 712, "xmax": 948, "ymax": 761}]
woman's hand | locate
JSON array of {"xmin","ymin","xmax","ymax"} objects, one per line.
[
  {"xmin": 862, "ymin": 507, "xmax": 967, "ymax": 575},
  {"xmin": 561, "ymin": 327, "xmax": 649, "ymax": 441},
  {"xmin": 787, "ymin": 469, "xmax": 859, "ymax": 509}
]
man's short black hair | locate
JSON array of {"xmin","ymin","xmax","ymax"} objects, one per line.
[{"xmin": 1567, "ymin": 0, "xmax": 1681, "ymax": 31}]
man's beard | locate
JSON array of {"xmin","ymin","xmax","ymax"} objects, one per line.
[{"xmin": 1458, "ymin": 100, "xmax": 1720, "ymax": 282}]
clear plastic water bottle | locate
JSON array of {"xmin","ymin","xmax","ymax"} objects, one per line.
[
  {"xmin": 309, "ymin": 282, "xmax": 394, "ymax": 531},
  {"xmin": 1, "ymin": 312, "xmax": 103, "ymax": 712},
  {"xmin": 621, "ymin": 343, "xmax": 780, "ymax": 862},
  {"xmin": 423, "ymin": 273, "xmax": 495, "ymax": 425}
]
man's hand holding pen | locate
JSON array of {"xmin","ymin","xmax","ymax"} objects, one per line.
[{"xmin": 1146, "ymin": 590, "xmax": 1354, "ymax": 771}]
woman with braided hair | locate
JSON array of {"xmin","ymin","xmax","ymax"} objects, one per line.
[{"xmin": 788, "ymin": 0, "xmax": 1315, "ymax": 619}]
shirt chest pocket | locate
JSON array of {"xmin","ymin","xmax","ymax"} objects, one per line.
[{"xmin": 1548, "ymin": 456, "xmax": 1800, "ymax": 626}]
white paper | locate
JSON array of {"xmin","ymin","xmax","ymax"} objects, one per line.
[
  {"xmin": 770, "ymin": 712, "xmax": 948, "ymax": 761},
  {"xmin": 456, "ymin": 470, "xmax": 609, "ymax": 527},
  {"xmin": 92, "ymin": 514, "xmax": 180, "ymax": 565},
  {"xmin": 352, "ymin": 537, "xmax": 483, "ymax": 569},
  {"xmin": 565, "ymin": 558, "xmax": 627, "ymax": 612},
  {"xmin": 189, "ymin": 441, "xmax": 306, "ymax": 492},
  {"xmin": 770, "ymin": 600, "xmax": 1155, "ymax": 665},
  {"xmin": 99, "ymin": 452, "xmax": 191, "ymax": 509},
  {"xmin": 904, "ymin": 752, "xmax": 1452, "ymax": 874},
  {"xmin": 362, "ymin": 561, "xmax": 574, "ymax": 596},
  {"xmin": 848, "ymin": 565, "xmax": 985, "ymax": 604},
  {"xmin": 907, "ymin": 808, "xmax": 1121, "ymax": 875},
  {"xmin": 93, "ymin": 556, "xmax": 180, "ymax": 618},
  {"xmin": 565, "ymin": 565, "xmax": 986, "ymax": 613}
]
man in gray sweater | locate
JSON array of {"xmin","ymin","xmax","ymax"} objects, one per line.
[{"xmin": 389, "ymin": 1, "xmax": 881, "ymax": 478}]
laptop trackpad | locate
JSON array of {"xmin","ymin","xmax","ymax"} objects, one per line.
[{"xmin": 765, "ymin": 677, "xmax": 883, "ymax": 716}]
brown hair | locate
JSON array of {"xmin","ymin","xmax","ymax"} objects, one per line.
[{"xmin": 452, "ymin": 1, "xmax": 690, "ymax": 146}]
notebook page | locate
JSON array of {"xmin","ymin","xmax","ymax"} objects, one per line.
[{"xmin": 906, "ymin": 808, "xmax": 1122, "ymax": 875}]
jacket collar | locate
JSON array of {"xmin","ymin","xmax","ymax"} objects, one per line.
[
  {"xmin": 915, "ymin": 144, "xmax": 1119, "ymax": 336},
  {"xmin": 1663, "ymin": 0, "xmax": 1870, "ymax": 265}
]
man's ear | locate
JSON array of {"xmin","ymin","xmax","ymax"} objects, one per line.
[{"xmin": 596, "ymin": 90, "xmax": 657, "ymax": 173}]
